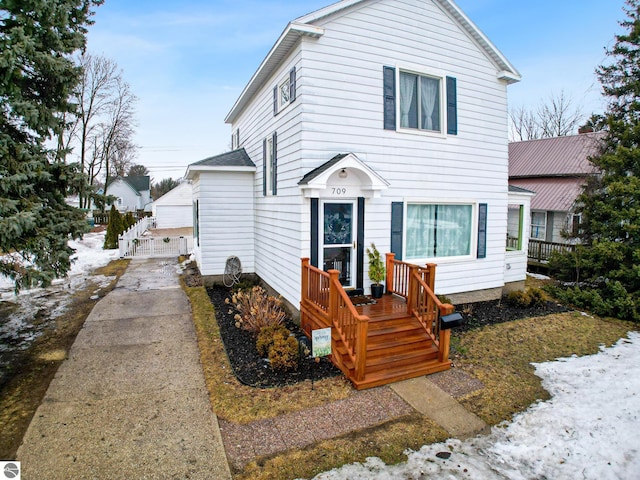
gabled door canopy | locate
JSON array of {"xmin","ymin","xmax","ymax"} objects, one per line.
[{"xmin": 298, "ymin": 153, "xmax": 389, "ymax": 198}]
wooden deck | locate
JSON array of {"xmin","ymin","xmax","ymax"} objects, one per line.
[{"xmin": 300, "ymin": 255, "xmax": 454, "ymax": 390}]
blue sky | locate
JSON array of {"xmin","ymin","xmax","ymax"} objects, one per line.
[{"xmin": 86, "ymin": 0, "xmax": 625, "ymax": 181}]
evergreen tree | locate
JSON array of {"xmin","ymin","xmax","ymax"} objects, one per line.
[
  {"xmin": 103, "ymin": 205, "xmax": 123, "ymax": 250},
  {"xmin": 0, "ymin": 0, "xmax": 103, "ymax": 291},
  {"xmin": 549, "ymin": 0, "xmax": 640, "ymax": 321}
]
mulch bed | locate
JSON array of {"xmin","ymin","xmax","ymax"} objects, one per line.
[
  {"xmin": 206, "ymin": 285, "xmax": 341, "ymax": 388},
  {"xmin": 457, "ymin": 298, "xmax": 571, "ymax": 333},
  {"xmin": 205, "ymin": 281, "xmax": 570, "ymax": 388}
]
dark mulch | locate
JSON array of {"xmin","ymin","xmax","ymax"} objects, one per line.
[
  {"xmin": 206, "ymin": 285, "xmax": 341, "ymax": 388},
  {"xmin": 206, "ymin": 281, "xmax": 570, "ymax": 387},
  {"xmin": 456, "ymin": 298, "xmax": 571, "ymax": 333}
]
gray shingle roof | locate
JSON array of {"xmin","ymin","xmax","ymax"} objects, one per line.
[
  {"xmin": 298, "ymin": 154, "xmax": 348, "ymax": 185},
  {"xmin": 190, "ymin": 148, "xmax": 255, "ymax": 168},
  {"xmin": 125, "ymin": 175, "xmax": 150, "ymax": 192}
]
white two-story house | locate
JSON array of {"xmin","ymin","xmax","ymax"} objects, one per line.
[{"xmin": 187, "ymin": 0, "xmax": 529, "ymax": 315}]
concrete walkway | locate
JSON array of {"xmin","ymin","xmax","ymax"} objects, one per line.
[{"xmin": 17, "ymin": 258, "xmax": 231, "ymax": 480}]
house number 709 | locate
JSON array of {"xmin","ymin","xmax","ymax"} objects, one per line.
[{"xmin": 331, "ymin": 187, "xmax": 347, "ymax": 195}]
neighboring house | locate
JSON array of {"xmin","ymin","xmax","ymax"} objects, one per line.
[
  {"xmin": 151, "ymin": 182, "xmax": 194, "ymax": 229},
  {"xmin": 106, "ymin": 176, "xmax": 153, "ymax": 213},
  {"xmin": 509, "ymin": 132, "xmax": 604, "ymax": 244},
  {"xmin": 187, "ymin": 0, "xmax": 526, "ymax": 314}
]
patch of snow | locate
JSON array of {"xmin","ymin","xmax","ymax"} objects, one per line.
[
  {"xmin": 0, "ymin": 232, "xmax": 119, "ymax": 378},
  {"xmin": 527, "ymin": 272, "xmax": 551, "ymax": 280},
  {"xmin": 309, "ymin": 332, "xmax": 640, "ymax": 480}
]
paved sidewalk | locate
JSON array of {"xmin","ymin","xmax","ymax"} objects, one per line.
[{"xmin": 17, "ymin": 258, "xmax": 231, "ymax": 479}]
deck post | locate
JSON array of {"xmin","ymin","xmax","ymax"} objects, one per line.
[
  {"xmin": 385, "ymin": 253, "xmax": 395, "ymax": 294},
  {"xmin": 328, "ymin": 269, "xmax": 340, "ymax": 323},
  {"xmin": 355, "ymin": 317, "xmax": 368, "ymax": 382},
  {"xmin": 438, "ymin": 303, "xmax": 454, "ymax": 363},
  {"xmin": 425, "ymin": 263, "xmax": 437, "ymax": 292},
  {"xmin": 406, "ymin": 264, "xmax": 419, "ymax": 315},
  {"xmin": 301, "ymin": 258, "xmax": 310, "ymax": 303}
]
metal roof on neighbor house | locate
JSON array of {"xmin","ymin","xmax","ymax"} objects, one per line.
[
  {"xmin": 509, "ymin": 132, "xmax": 604, "ymax": 178},
  {"xmin": 189, "ymin": 148, "xmax": 256, "ymax": 168},
  {"xmin": 509, "ymin": 177, "xmax": 586, "ymax": 212}
]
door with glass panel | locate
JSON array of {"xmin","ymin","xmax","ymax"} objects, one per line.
[{"xmin": 321, "ymin": 201, "xmax": 356, "ymax": 288}]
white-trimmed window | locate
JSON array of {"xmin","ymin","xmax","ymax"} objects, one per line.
[
  {"xmin": 231, "ymin": 129, "xmax": 240, "ymax": 149},
  {"xmin": 406, "ymin": 203, "xmax": 473, "ymax": 259},
  {"xmin": 278, "ymin": 78, "xmax": 290, "ymax": 109},
  {"xmin": 273, "ymin": 66, "xmax": 296, "ymax": 115},
  {"xmin": 263, "ymin": 132, "xmax": 277, "ymax": 196},
  {"xmin": 531, "ymin": 211, "xmax": 546, "ymax": 239},
  {"xmin": 399, "ymin": 70, "xmax": 442, "ymax": 133}
]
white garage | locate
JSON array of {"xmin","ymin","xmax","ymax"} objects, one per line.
[{"xmin": 151, "ymin": 182, "xmax": 194, "ymax": 229}]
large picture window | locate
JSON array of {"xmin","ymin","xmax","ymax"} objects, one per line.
[
  {"xmin": 406, "ymin": 204, "xmax": 472, "ymax": 259},
  {"xmin": 399, "ymin": 71, "xmax": 441, "ymax": 132}
]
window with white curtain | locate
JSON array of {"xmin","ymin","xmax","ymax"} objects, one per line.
[
  {"xmin": 406, "ymin": 203, "xmax": 473, "ymax": 259},
  {"xmin": 399, "ymin": 71, "xmax": 441, "ymax": 132}
]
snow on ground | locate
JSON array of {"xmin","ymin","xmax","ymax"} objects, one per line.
[
  {"xmin": 0, "ymin": 231, "xmax": 118, "ymax": 368},
  {"xmin": 311, "ymin": 332, "xmax": 640, "ymax": 480}
]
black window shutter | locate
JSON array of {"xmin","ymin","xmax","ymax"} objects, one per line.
[
  {"xmin": 272, "ymin": 132, "xmax": 277, "ymax": 195},
  {"xmin": 289, "ymin": 66, "xmax": 296, "ymax": 103},
  {"xmin": 273, "ymin": 86, "xmax": 278, "ymax": 115},
  {"xmin": 383, "ymin": 66, "xmax": 396, "ymax": 130},
  {"xmin": 237, "ymin": 127, "xmax": 240, "ymax": 147},
  {"xmin": 262, "ymin": 138, "xmax": 267, "ymax": 196},
  {"xmin": 446, "ymin": 76, "xmax": 457, "ymax": 135},
  {"xmin": 231, "ymin": 134, "xmax": 234, "ymax": 149},
  {"xmin": 310, "ymin": 199, "xmax": 319, "ymax": 267},
  {"xmin": 390, "ymin": 202, "xmax": 403, "ymax": 260},
  {"xmin": 477, "ymin": 203, "xmax": 487, "ymax": 259}
]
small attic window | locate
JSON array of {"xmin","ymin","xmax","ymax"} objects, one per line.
[{"xmin": 279, "ymin": 78, "xmax": 291, "ymax": 109}]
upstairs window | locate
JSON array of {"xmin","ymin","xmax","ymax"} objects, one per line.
[
  {"xmin": 279, "ymin": 78, "xmax": 290, "ymax": 109},
  {"xmin": 399, "ymin": 71, "xmax": 441, "ymax": 132},
  {"xmin": 273, "ymin": 66, "xmax": 296, "ymax": 115},
  {"xmin": 383, "ymin": 66, "xmax": 457, "ymax": 135}
]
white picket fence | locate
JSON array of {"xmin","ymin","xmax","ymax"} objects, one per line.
[{"xmin": 119, "ymin": 217, "xmax": 194, "ymax": 258}]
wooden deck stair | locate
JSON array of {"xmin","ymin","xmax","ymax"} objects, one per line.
[
  {"xmin": 333, "ymin": 314, "xmax": 449, "ymax": 390},
  {"xmin": 301, "ymin": 255, "xmax": 455, "ymax": 390}
]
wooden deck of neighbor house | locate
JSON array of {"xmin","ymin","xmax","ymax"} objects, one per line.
[{"xmin": 300, "ymin": 254, "xmax": 454, "ymax": 390}]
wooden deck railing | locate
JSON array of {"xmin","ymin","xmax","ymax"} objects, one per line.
[
  {"xmin": 301, "ymin": 259, "xmax": 370, "ymax": 382},
  {"xmin": 528, "ymin": 239, "xmax": 576, "ymax": 263},
  {"xmin": 385, "ymin": 253, "xmax": 454, "ymax": 363}
]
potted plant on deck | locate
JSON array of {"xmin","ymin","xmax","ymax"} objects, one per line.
[{"xmin": 366, "ymin": 243, "xmax": 386, "ymax": 299}]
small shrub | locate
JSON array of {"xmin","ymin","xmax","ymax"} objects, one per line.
[
  {"xmin": 506, "ymin": 290, "xmax": 532, "ymax": 308},
  {"xmin": 230, "ymin": 285, "xmax": 286, "ymax": 334},
  {"xmin": 268, "ymin": 335, "xmax": 299, "ymax": 371},
  {"xmin": 256, "ymin": 324, "xmax": 290, "ymax": 357},
  {"xmin": 437, "ymin": 294, "xmax": 452, "ymax": 305},
  {"xmin": 527, "ymin": 288, "xmax": 547, "ymax": 307},
  {"xmin": 232, "ymin": 278, "xmax": 258, "ymax": 293}
]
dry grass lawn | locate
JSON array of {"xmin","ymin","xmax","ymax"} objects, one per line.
[{"xmin": 184, "ymin": 280, "xmax": 637, "ymax": 480}]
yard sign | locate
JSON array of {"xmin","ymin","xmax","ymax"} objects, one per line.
[{"xmin": 312, "ymin": 327, "xmax": 331, "ymax": 358}]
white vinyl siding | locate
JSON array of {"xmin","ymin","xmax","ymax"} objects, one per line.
[
  {"xmin": 193, "ymin": 171, "xmax": 255, "ymax": 276},
  {"xmin": 221, "ymin": 0, "xmax": 516, "ymax": 302},
  {"xmin": 296, "ymin": 0, "xmax": 510, "ymax": 296}
]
